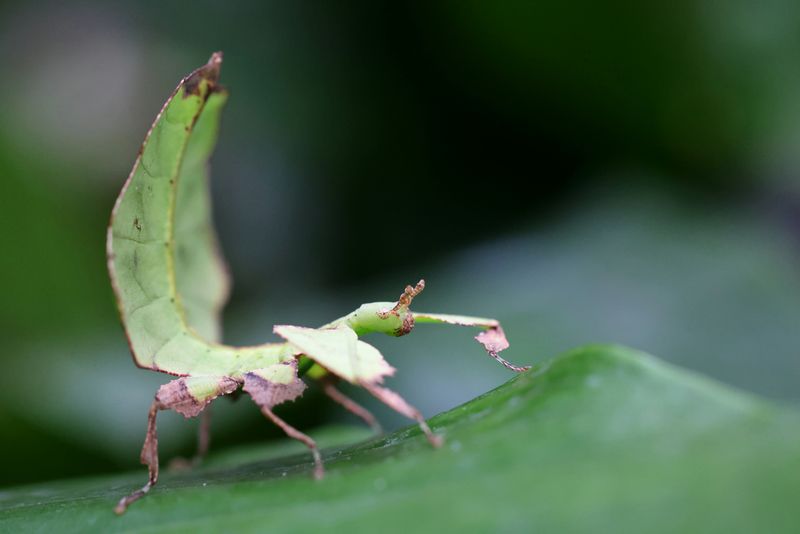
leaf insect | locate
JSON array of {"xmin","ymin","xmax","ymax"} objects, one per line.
[{"xmin": 107, "ymin": 52, "xmax": 530, "ymax": 514}]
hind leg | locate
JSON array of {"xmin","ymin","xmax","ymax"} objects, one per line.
[
  {"xmin": 114, "ymin": 376, "xmax": 239, "ymax": 514},
  {"xmin": 168, "ymin": 407, "xmax": 213, "ymax": 471}
]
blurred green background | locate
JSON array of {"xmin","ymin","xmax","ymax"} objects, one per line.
[{"xmin": 0, "ymin": 1, "xmax": 798, "ymax": 487}]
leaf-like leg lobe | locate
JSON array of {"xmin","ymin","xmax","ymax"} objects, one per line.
[
  {"xmin": 242, "ymin": 362, "xmax": 306, "ymax": 409},
  {"xmin": 156, "ymin": 376, "xmax": 239, "ymax": 418},
  {"xmin": 413, "ymin": 313, "xmax": 531, "ymax": 372},
  {"xmin": 273, "ymin": 325, "xmax": 395, "ymax": 383}
]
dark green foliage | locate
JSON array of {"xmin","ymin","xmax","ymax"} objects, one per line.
[{"xmin": 2, "ymin": 345, "xmax": 797, "ymax": 533}]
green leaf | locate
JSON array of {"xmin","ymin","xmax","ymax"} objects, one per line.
[{"xmin": 2, "ymin": 346, "xmax": 798, "ymax": 533}]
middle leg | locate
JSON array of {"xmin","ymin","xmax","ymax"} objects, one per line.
[
  {"xmin": 243, "ymin": 361, "xmax": 323, "ymax": 479},
  {"xmin": 360, "ymin": 381, "xmax": 443, "ymax": 447},
  {"xmin": 320, "ymin": 375, "xmax": 382, "ymax": 433},
  {"xmin": 168, "ymin": 407, "xmax": 213, "ymax": 471}
]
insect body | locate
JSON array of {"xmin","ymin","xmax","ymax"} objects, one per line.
[{"xmin": 107, "ymin": 52, "xmax": 530, "ymax": 514}]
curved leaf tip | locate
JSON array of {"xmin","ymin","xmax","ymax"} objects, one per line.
[{"xmin": 184, "ymin": 51, "xmax": 224, "ymax": 96}]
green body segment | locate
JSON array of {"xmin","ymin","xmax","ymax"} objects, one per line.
[
  {"xmin": 107, "ymin": 59, "xmax": 290, "ymax": 378},
  {"xmin": 323, "ymin": 302, "xmax": 404, "ymax": 335}
]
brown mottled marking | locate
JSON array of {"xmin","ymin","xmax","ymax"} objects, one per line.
[
  {"xmin": 395, "ymin": 311, "xmax": 415, "ymax": 337},
  {"xmin": 155, "ymin": 376, "xmax": 238, "ymax": 418},
  {"xmin": 183, "ymin": 52, "xmax": 223, "ymax": 97},
  {"xmin": 378, "ymin": 279, "xmax": 425, "ymax": 320},
  {"xmin": 243, "ymin": 369, "xmax": 306, "ymax": 409}
]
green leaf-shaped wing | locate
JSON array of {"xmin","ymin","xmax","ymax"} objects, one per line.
[{"xmin": 107, "ymin": 54, "xmax": 230, "ymax": 371}]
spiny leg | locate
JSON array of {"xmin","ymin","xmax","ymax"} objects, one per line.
[
  {"xmin": 320, "ymin": 376, "xmax": 382, "ymax": 433},
  {"xmin": 243, "ymin": 362, "xmax": 323, "ymax": 479},
  {"xmin": 115, "ymin": 376, "xmax": 239, "ymax": 514},
  {"xmin": 360, "ymin": 381, "xmax": 443, "ymax": 448}
]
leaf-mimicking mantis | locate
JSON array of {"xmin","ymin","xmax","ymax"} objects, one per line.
[{"xmin": 107, "ymin": 52, "xmax": 530, "ymax": 514}]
